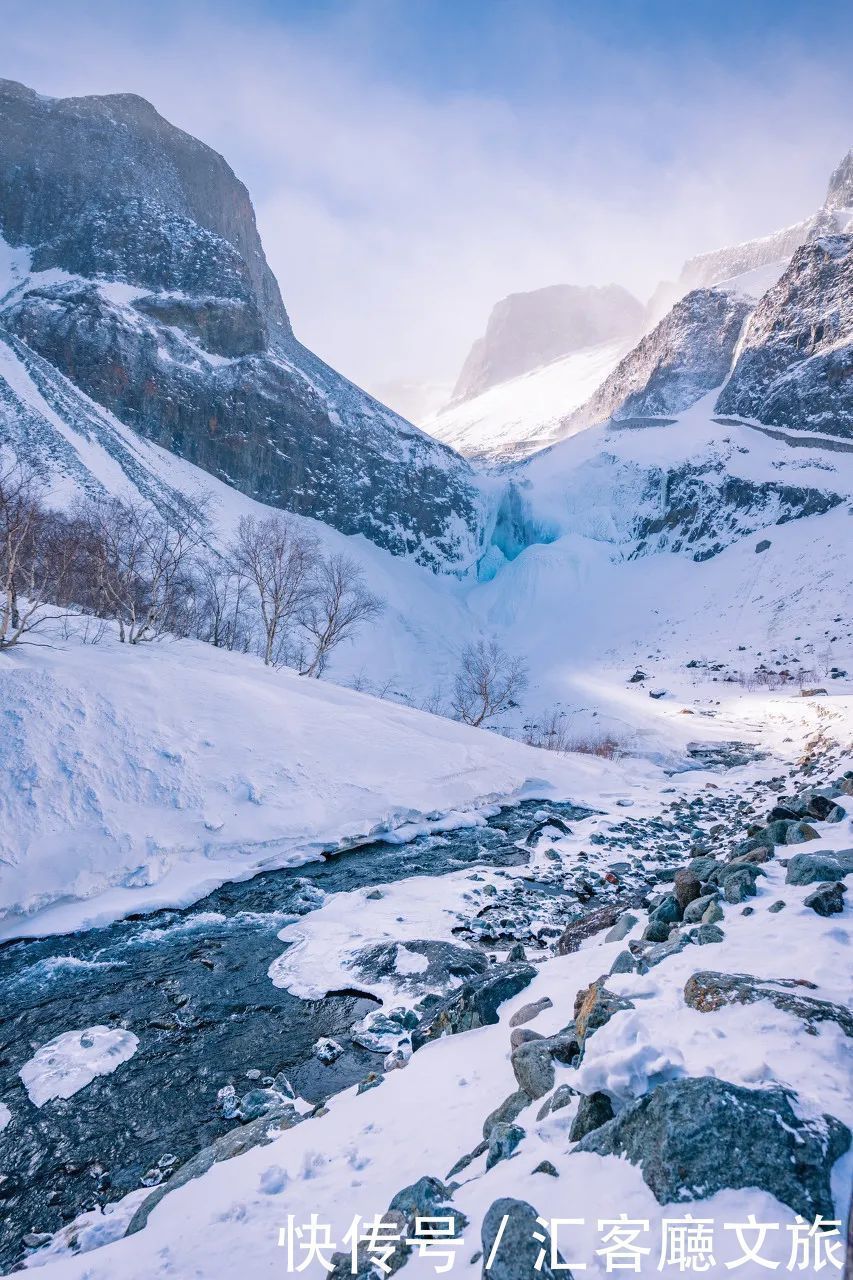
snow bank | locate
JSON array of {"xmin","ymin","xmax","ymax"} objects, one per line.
[{"xmin": 0, "ymin": 630, "xmax": 619, "ymax": 939}]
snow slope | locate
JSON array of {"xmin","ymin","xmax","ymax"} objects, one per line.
[
  {"xmin": 424, "ymin": 340, "xmax": 629, "ymax": 463},
  {"xmin": 0, "ymin": 630, "xmax": 627, "ymax": 938}
]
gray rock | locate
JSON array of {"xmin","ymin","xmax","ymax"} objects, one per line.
[
  {"xmin": 412, "ymin": 964, "xmax": 536, "ymax": 1050},
  {"xmin": 786, "ymin": 850, "xmax": 853, "ymax": 886},
  {"xmin": 510, "ymin": 1027, "xmax": 544, "ymax": 1050},
  {"xmin": 481, "ymin": 1198, "xmax": 569, "ymax": 1280},
  {"xmin": 642, "ymin": 919, "xmax": 673, "ymax": 943},
  {"xmin": 701, "ymin": 900, "xmax": 724, "ymax": 924},
  {"xmin": 569, "ymin": 1092, "xmax": 614, "ymax": 1142},
  {"xmin": 574, "ymin": 1077, "xmax": 850, "ymax": 1222},
  {"xmin": 486, "ymin": 1122, "xmax": 525, "ymax": 1170},
  {"xmin": 684, "ymin": 970, "xmax": 853, "ymax": 1035},
  {"xmin": 682, "ymin": 893, "xmax": 718, "ymax": 924},
  {"xmin": 604, "ymin": 913, "xmax": 639, "ymax": 943},
  {"xmin": 691, "ymin": 923, "xmax": 725, "ymax": 944},
  {"xmin": 532, "ymin": 1160, "xmax": 559, "ymax": 1177},
  {"xmin": 804, "ymin": 882, "xmax": 847, "ymax": 917},
  {"xmin": 673, "ymin": 870, "xmax": 702, "ymax": 913},
  {"xmin": 511, "ymin": 1041, "xmax": 556, "ymax": 1100},
  {"xmin": 717, "ymin": 232, "xmax": 853, "ymax": 440},
  {"xmin": 536, "ymin": 1083, "xmax": 578, "ymax": 1121},
  {"xmin": 574, "ymin": 980, "xmax": 634, "ymax": 1047},
  {"xmin": 509, "ymin": 997, "xmax": 553, "ymax": 1029},
  {"xmin": 483, "ymin": 1090, "xmax": 532, "ymax": 1140}
]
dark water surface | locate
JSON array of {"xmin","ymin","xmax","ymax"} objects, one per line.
[{"xmin": 0, "ymin": 799, "xmax": 590, "ymax": 1269}]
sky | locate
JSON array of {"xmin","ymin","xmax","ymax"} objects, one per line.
[{"xmin": 2, "ymin": 0, "xmax": 852, "ymax": 405}]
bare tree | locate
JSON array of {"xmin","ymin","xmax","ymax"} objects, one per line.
[
  {"xmin": 193, "ymin": 553, "xmax": 251, "ymax": 652},
  {"xmin": 231, "ymin": 514, "xmax": 319, "ymax": 666},
  {"xmin": 0, "ymin": 464, "xmax": 78, "ymax": 649},
  {"xmin": 297, "ymin": 553, "xmax": 383, "ymax": 677},
  {"xmin": 80, "ymin": 495, "xmax": 201, "ymax": 644},
  {"xmin": 451, "ymin": 638, "xmax": 529, "ymax": 727}
]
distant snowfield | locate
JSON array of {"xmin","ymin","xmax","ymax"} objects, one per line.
[{"xmin": 423, "ymin": 340, "xmax": 629, "ymax": 461}]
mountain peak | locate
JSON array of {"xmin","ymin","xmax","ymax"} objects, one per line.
[
  {"xmin": 825, "ymin": 148, "xmax": 853, "ymax": 213},
  {"xmin": 452, "ymin": 282, "xmax": 643, "ymax": 402}
]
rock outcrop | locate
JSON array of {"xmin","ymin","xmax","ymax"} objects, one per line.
[
  {"xmin": 716, "ymin": 233, "xmax": 853, "ymax": 438},
  {"xmin": 0, "ymin": 79, "xmax": 482, "ymax": 569}
]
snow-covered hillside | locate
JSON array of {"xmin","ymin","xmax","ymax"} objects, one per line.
[
  {"xmin": 424, "ymin": 341, "xmax": 630, "ymax": 463},
  {"xmin": 0, "ymin": 628, "xmax": 627, "ymax": 938}
]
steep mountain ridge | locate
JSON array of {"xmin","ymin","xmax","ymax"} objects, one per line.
[{"xmin": 0, "ymin": 80, "xmax": 484, "ymax": 570}]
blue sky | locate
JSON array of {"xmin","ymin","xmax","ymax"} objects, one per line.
[{"xmin": 2, "ymin": 1, "xmax": 852, "ymax": 396}]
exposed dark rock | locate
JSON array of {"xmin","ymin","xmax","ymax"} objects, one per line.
[
  {"xmin": 0, "ymin": 79, "xmax": 482, "ymax": 569},
  {"xmin": 574, "ymin": 1077, "xmax": 850, "ymax": 1222},
  {"xmin": 482, "ymin": 1090, "xmax": 532, "ymax": 1140},
  {"xmin": 786, "ymin": 850, "xmax": 853, "ymax": 886},
  {"xmin": 481, "ymin": 1198, "xmax": 569, "ymax": 1280},
  {"xmin": 717, "ymin": 234, "xmax": 853, "ymax": 438},
  {"xmin": 569, "ymin": 1092, "xmax": 614, "ymax": 1142},
  {"xmin": 683, "ymin": 970, "xmax": 853, "ymax": 1036},
  {"xmin": 536, "ymin": 1083, "xmax": 578, "ymax": 1121},
  {"xmin": 568, "ymin": 289, "xmax": 753, "ymax": 430},
  {"xmin": 411, "ymin": 965, "xmax": 536, "ymax": 1050},
  {"xmin": 804, "ymin": 882, "xmax": 847, "ymax": 917},
  {"xmin": 486, "ymin": 1122, "xmax": 525, "ymax": 1170}
]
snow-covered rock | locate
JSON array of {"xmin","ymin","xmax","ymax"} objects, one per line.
[
  {"xmin": 563, "ymin": 289, "xmax": 752, "ymax": 433},
  {"xmin": 716, "ymin": 232, "xmax": 853, "ymax": 437}
]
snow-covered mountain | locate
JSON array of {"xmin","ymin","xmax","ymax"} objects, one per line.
[
  {"xmin": 423, "ymin": 340, "xmax": 631, "ymax": 464},
  {"xmin": 451, "ymin": 284, "xmax": 643, "ymax": 404},
  {"xmin": 0, "ymin": 80, "xmax": 483, "ymax": 571},
  {"xmin": 647, "ymin": 148, "xmax": 853, "ymax": 325}
]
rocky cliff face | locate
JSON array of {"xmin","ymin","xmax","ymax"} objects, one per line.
[
  {"xmin": 564, "ymin": 288, "xmax": 752, "ymax": 431},
  {"xmin": 0, "ymin": 80, "xmax": 483, "ymax": 570},
  {"xmin": 716, "ymin": 233, "xmax": 852, "ymax": 437},
  {"xmin": 452, "ymin": 283, "xmax": 643, "ymax": 402}
]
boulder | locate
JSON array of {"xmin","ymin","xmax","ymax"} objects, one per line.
[
  {"xmin": 536, "ymin": 1084, "xmax": 578, "ymax": 1121},
  {"xmin": 412, "ymin": 964, "xmax": 535, "ymax": 1050},
  {"xmin": 481, "ymin": 1198, "xmax": 569, "ymax": 1280},
  {"xmin": 786, "ymin": 850, "xmax": 853, "ymax": 886},
  {"xmin": 483, "ymin": 1090, "xmax": 532, "ymax": 1140},
  {"xmin": 684, "ymin": 970, "xmax": 853, "ymax": 1036},
  {"xmin": 673, "ymin": 870, "xmax": 702, "ymax": 913},
  {"xmin": 574, "ymin": 1077, "xmax": 850, "ymax": 1222},
  {"xmin": 509, "ymin": 997, "xmax": 553, "ymax": 1029},
  {"xmin": 804, "ymin": 882, "xmax": 847, "ymax": 917},
  {"xmin": 574, "ymin": 980, "xmax": 635, "ymax": 1047},
  {"xmin": 569, "ymin": 1092, "xmax": 614, "ymax": 1142},
  {"xmin": 486, "ymin": 1122, "xmax": 525, "ymax": 1170}
]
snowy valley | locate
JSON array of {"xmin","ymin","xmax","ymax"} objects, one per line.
[{"xmin": 0, "ymin": 64, "xmax": 852, "ymax": 1280}]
